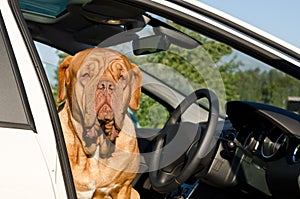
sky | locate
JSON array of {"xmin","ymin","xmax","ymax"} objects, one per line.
[
  {"xmin": 199, "ymin": 0, "xmax": 300, "ymax": 49},
  {"xmin": 37, "ymin": 0, "xmax": 300, "ymax": 65}
]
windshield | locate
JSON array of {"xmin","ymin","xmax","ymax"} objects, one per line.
[
  {"xmin": 92, "ymin": 15, "xmax": 300, "ymax": 116},
  {"xmin": 32, "ymin": 8, "xmax": 300, "ymax": 121}
]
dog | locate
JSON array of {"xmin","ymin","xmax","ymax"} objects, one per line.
[{"xmin": 57, "ymin": 48, "xmax": 142, "ymax": 199}]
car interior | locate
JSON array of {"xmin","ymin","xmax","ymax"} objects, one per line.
[{"xmin": 13, "ymin": 0, "xmax": 300, "ymax": 198}]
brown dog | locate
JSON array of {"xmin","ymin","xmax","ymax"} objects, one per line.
[{"xmin": 57, "ymin": 48, "xmax": 142, "ymax": 199}]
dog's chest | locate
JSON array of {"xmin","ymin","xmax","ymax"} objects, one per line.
[
  {"xmin": 97, "ymin": 184, "xmax": 121, "ymax": 198},
  {"xmin": 73, "ymin": 146, "xmax": 129, "ymax": 197},
  {"xmin": 77, "ymin": 184, "xmax": 121, "ymax": 199}
]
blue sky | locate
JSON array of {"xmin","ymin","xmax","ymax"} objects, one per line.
[{"xmin": 199, "ymin": 0, "xmax": 300, "ymax": 48}]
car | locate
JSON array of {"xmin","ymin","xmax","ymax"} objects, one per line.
[{"xmin": 0, "ymin": 0, "xmax": 299, "ymax": 198}]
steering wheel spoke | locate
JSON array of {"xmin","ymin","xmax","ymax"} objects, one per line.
[{"xmin": 149, "ymin": 89, "xmax": 220, "ymax": 193}]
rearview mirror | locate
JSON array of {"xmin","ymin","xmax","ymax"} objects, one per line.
[
  {"xmin": 132, "ymin": 25, "xmax": 200, "ymax": 55},
  {"xmin": 133, "ymin": 34, "xmax": 170, "ymax": 55}
]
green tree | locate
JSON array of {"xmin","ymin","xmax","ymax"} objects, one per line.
[
  {"xmin": 132, "ymin": 23, "xmax": 238, "ymax": 126},
  {"xmin": 233, "ymin": 67, "xmax": 300, "ymax": 109}
]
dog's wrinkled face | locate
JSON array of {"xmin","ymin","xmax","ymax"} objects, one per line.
[{"xmin": 58, "ymin": 48, "xmax": 142, "ymax": 156}]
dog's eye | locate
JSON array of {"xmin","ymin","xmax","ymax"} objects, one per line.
[
  {"xmin": 80, "ymin": 72, "xmax": 90, "ymax": 84},
  {"xmin": 120, "ymin": 75, "xmax": 126, "ymax": 81},
  {"xmin": 119, "ymin": 74, "xmax": 127, "ymax": 88},
  {"xmin": 82, "ymin": 73, "xmax": 90, "ymax": 79}
]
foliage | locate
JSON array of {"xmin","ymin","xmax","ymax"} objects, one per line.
[
  {"xmin": 131, "ymin": 22, "xmax": 237, "ymax": 125},
  {"xmin": 135, "ymin": 93, "xmax": 169, "ymax": 128},
  {"xmin": 235, "ymin": 68, "xmax": 300, "ymax": 107}
]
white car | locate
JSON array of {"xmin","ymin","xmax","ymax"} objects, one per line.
[{"xmin": 0, "ymin": 0, "xmax": 299, "ymax": 198}]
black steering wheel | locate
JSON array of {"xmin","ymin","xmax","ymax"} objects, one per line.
[{"xmin": 149, "ymin": 88, "xmax": 220, "ymax": 193}]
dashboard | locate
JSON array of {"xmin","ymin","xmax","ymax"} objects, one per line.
[
  {"xmin": 219, "ymin": 101, "xmax": 300, "ymax": 197},
  {"xmin": 226, "ymin": 101, "xmax": 300, "ymax": 164}
]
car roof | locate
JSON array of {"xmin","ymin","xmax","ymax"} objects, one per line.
[{"xmin": 20, "ymin": 0, "xmax": 146, "ymax": 54}]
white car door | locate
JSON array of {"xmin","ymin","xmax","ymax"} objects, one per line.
[{"xmin": 0, "ymin": 0, "xmax": 73, "ymax": 198}]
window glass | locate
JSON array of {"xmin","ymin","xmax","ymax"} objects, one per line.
[
  {"xmin": 135, "ymin": 93, "xmax": 169, "ymax": 128},
  {"xmin": 35, "ymin": 41, "xmax": 68, "ymax": 105},
  {"xmin": 32, "ymin": 12, "xmax": 300, "ymax": 129},
  {"xmin": 126, "ymin": 16, "xmax": 300, "ymax": 115},
  {"xmin": 0, "ymin": 16, "xmax": 28, "ymax": 126}
]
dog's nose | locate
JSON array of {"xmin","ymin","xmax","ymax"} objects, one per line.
[{"xmin": 98, "ymin": 80, "xmax": 115, "ymax": 94}]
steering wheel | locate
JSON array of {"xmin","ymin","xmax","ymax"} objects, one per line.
[{"xmin": 149, "ymin": 88, "xmax": 219, "ymax": 193}]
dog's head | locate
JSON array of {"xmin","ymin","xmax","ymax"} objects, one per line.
[{"xmin": 57, "ymin": 48, "xmax": 142, "ymax": 156}]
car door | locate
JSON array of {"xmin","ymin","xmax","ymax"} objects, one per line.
[{"xmin": 0, "ymin": 0, "xmax": 75, "ymax": 198}]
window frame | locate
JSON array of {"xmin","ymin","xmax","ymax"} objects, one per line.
[
  {"xmin": 0, "ymin": 11, "xmax": 35, "ymax": 130},
  {"xmin": 8, "ymin": 0, "xmax": 77, "ymax": 198}
]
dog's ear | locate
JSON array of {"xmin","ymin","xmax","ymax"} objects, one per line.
[
  {"xmin": 57, "ymin": 55, "xmax": 73, "ymax": 103},
  {"xmin": 129, "ymin": 63, "xmax": 142, "ymax": 111}
]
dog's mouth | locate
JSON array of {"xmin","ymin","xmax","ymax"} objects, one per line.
[
  {"xmin": 97, "ymin": 103, "xmax": 121, "ymax": 142},
  {"xmin": 84, "ymin": 103, "xmax": 120, "ymax": 143},
  {"xmin": 81, "ymin": 101, "xmax": 122, "ymax": 157}
]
